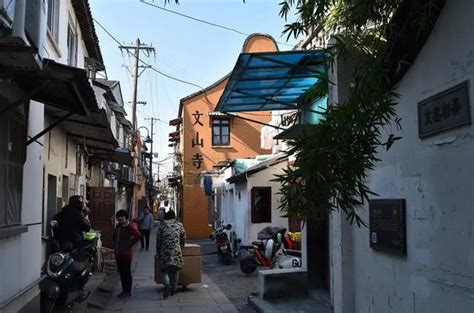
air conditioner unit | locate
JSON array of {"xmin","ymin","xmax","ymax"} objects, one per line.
[{"xmin": 0, "ymin": 0, "xmax": 46, "ymax": 70}]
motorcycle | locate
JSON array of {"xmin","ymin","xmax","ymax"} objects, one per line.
[
  {"xmin": 209, "ymin": 224, "xmax": 240, "ymax": 265},
  {"xmin": 40, "ymin": 220, "xmax": 98, "ymax": 313},
  {"xmin": 239, "ymin": 226, "xmax": 302, "ymax": 274}
]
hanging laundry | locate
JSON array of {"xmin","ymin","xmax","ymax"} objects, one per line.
[
  {"xmin": 260, "ymin": 125, "xmax": 274, "ymax": 150},
  {"xmin": 204, "ymin": 175, "xmax": 213, "ymax": 196}
]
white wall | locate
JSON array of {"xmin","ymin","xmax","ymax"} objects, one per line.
[
  {"xmin": 42, "ymin": 115, "xmax": 79, "ymax": 217},
  {"xmin": 44, "ymin": 0, "xmax": 88, "ymax": 67},
  {"xmin": 1, "ymin": 0, "xmax": 105, "ymax": 310},
  {"xmin": 0, "ymin": 101, "xmax": 44, "ymax": 306},
  {"xmin": 0, "ymin": 0, "xmax": 96, "ymax": 309},
  {"xmin": 332, "ymin": 1, "xmax": 474, "ymax": 312},
  {"xmin": 246, "ymin": 163, "xmax": 289, "ymax": 244},
  {"xmin": 223, "ymin": 162, "xmax": 289, "ymax": 245},
  {"xmin": 232, "ymin": 182, "xmax": 247, "ymax": 243}
]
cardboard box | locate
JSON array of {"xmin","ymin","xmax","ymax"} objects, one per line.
[
  {"xmin": 182, "ymin": 244, "xmax": 201, "ymax": 256},
  {"xmin": 155, "ymin": 255, "xmax": 202, "ymax": 285}
]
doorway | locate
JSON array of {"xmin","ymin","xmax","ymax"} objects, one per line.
[
  {"xmin": 89, "ymin": 187, "xmax": 115, "ymax": 248},
  {"xmin": 62, "ymin": 175, "xmax": 69, "ymax": 206},
  {"xmin": 307, "ymin": 216, "xmax": 330, "ymax": 290},
  {"xmin": 46, "ymin": 175, "xmax": 57, "ymax": 235}
]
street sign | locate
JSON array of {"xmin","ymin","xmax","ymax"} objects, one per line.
[{"xmin": 418, "ymin": 81, "xmax": 471, "ymax": 138}]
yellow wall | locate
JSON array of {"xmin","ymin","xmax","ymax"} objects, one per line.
[{"xmin": 181, "ymin": 34, "xmax": 278, "ymax": 238}]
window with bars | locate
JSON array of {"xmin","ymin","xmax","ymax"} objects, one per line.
[
  {"xmin": 212, "ymin": 118, "xmax": 230, "ymax": 146},
  {"xmin": 0, "ymin": 109, "xmax": 26, "ymax": 228},
  {"xmin": 67, "ymin": 23, "xmax": 77, "ymax": 66},
  {"xmin": 251, "ymin": 187, "xmax": 272, "ymax": 223}
]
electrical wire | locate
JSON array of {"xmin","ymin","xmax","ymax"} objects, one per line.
[
  {"xmin": 93, "ymin": 17, "xmax": 205, "ymax": 90},
  {"xmin": 94, "ymin": 16, "xmax": 287, "ymax": 135},
  {"xmin": 139, "ymin": 0, "xmax": 293, "ymax": 48}
]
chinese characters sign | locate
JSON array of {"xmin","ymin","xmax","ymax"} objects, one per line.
[
  {"xmin": 369, "ymin": 199, "xmax": 407, "ymax": 255},
  {"xmin": 192, "ymin": 111, "xmax": 204, "ymax": 126},
  {"xmin": 192, "ymin": 132, "xmax": 204, "ymax": 148},
  {"xmin": 191, "ymin": 110, "xmax": 204, "ymax": 169},
  {"xmin": 418, "ymin": 81, "xmax": 471, "ymax": 138},
  {"xmin": 192, "ymin": 153, "xmax": 204, "ymax": 169}
]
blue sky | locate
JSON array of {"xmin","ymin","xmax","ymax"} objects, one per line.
[{"xmin": 89, "ymin": 0, "xmax": 300, "ymax": 176}]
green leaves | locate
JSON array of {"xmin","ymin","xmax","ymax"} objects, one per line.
[
  {"xmin": 282, "ymin": 22, "xmax": 307, "ymax": 40},
  {"xmin": 275, "ymin": 0, "xmax": 404, "ymax": 228}
]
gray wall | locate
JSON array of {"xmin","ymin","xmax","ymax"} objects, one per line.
[{"xmin": 331, "ymin": 1, "xmax": 474, "ymax": 312}]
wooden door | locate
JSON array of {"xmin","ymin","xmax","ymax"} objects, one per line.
[{"xmin": 89, "ymin": 187, "xmax": 115, "ymax": 248}]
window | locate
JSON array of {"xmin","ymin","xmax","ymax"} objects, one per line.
[
  {"xmin": 116, "ymin": 120, "xmax": 121, "ymax": 141},
  {"xmin": 76, "ymin": 150, "xmax": 82, "ymax": 176},
  {"xmin": 251, "ymin": 187, "xmax": 272, "ymax": 223},
  {"xmin": 0, "ymin": 110, "xmax": 26, "ymax": 228},
  {"xmin": 212, "ymin": 118, "xmax": 230, "ymax": 146},
  {"xmin": 67, "ymin": 23, "xmax": 77, "ymax": 66},
  {"xmin": 45, "ymin": 174, "xmax": 57, "ymax": 236},
  {"xmin": 47, "ymin": 0, "xmax": 60, "ymax": 42},
  {"xmin": 62, "ymin": 175, "xmax": 69, "ymax": 207},
  {"xmin": 69, "ymin": 174, "xmax": 76, "ymax": 200},
  {"xmin": 65, "ymin": 135, "xmax": 68, "ymax": 168}
]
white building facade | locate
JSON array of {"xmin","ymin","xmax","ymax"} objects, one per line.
[
  {"xmin": 0, "ymin": 1, "xmax": 120, "ymax": 311},
  {"xmin": 329, "ymin": 1, "xmax": 474, "ymax": 312},
  {"xmin": 221, "ymin": 156, "xmax": 290, "ymax": 245}
]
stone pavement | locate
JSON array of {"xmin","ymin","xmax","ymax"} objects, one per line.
[
  {"xmin": 248, "ymin": 296, "xmax": 333, "ymax": 313},
  {"xmin": 102, "ymin": 227, "xmax": 239, "ymax": 313}
]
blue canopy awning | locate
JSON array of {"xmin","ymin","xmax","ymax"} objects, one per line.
[{"xmin": 215, "ymin": 50, "xmax": 326, "ymax": 112}]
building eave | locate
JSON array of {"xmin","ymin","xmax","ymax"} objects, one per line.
[{"xmin": 71, "ymin": 0, "xmax": 104, "ymax": 69}]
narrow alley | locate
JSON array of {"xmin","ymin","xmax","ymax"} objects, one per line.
[
  {"xmin": 92, "ymin": 227, "xmax": 239, "ymax": 313},
  {"xmin": 1, "ymin": 1, "xmax": 474, "ymax": 313}
]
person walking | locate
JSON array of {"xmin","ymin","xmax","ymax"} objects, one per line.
[
  {"xmin": 138, "ymin": 206, "xmax": 153, "ymax": 251},
  {"xmin": 113, "ymin": 210, "xmax": 141, "ymax": 299},
  {"xmin": 156, "ymin": 210, "xmax": 186, "ymax": 299},
  {"xmin": 157, "ymin": 205, "xmax": 166, "ymax": 222}
]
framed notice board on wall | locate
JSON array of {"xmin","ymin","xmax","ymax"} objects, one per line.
[{"xmin": 369, "ymin": 199, "xmax": 407, "ymax": 255}]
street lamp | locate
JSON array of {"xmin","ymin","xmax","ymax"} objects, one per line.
[
  {"xmin": 144, "ymin": 135, "xmax": 152, "ymax": 144},
  {"xmin": 137, "ymin": 126, "xmax": 152, "ymax": 143}
]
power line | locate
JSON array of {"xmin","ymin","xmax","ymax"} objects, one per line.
[
  {"xmin": 139, "ymin": 0, "xmax": 293, "ymax": 48},
  {"xmin": 93, "ymin": 17, "xmax": 284, "ymax": 134},
  {"xmin": 93, "ymin": 17, "xmax": 204, "ymax": 90}
]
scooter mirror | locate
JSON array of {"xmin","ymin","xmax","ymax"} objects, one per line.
[
  {"xmin": 277, "ymin": 233, "xmax": 283, "ymax": 244},
  {"xmin": 50, "ymin": 220, "xmax": 59, "ymax": 228}
]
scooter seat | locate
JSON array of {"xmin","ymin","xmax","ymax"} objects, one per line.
[
  {"xmin": 72, "ymin": 254, "xmax": 89, "ymax": 272},
  {"xmin": 285, "ymin": 249, "xmax": 302, "ymax": 257},
  {"xmin": 252, "ymin": 241, "xmax": 265, "ymax": 250}
]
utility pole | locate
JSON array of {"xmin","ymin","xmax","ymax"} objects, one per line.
[
  {"xmin": 131, "ymin": 39, "xmax": 140, "ymax": 131},
  {"xmin": 119, "ymin": 38, "xmax": 155, "ymax": 217},
  {"xmin": 119, "ymin": 38, "xmax": 154, "ymax": 131}
]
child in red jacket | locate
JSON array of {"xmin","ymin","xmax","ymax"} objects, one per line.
[{"xmin": 113, "ymin": 210, "xmax": 141, "ymax": 299}]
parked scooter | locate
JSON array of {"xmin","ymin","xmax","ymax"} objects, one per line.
[
  {"xmin": 239, "ymin": 227, "xmax": 301, "ymax": 274},
  {"xmin": 209, "ymin": 224, "xmax": 240, "ymax": 265},
  {"xmin": 40, "ymin": 220, "xmax": 98, "ymax": 313}
]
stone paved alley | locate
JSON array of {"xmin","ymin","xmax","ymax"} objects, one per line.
[
  {"xmin": 101, "ymin": 228, "xmax": 239, "ymax": 313},
  {"xmin": 54, "ymin": 227, "xmax": 258, "ymax": 313}
]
